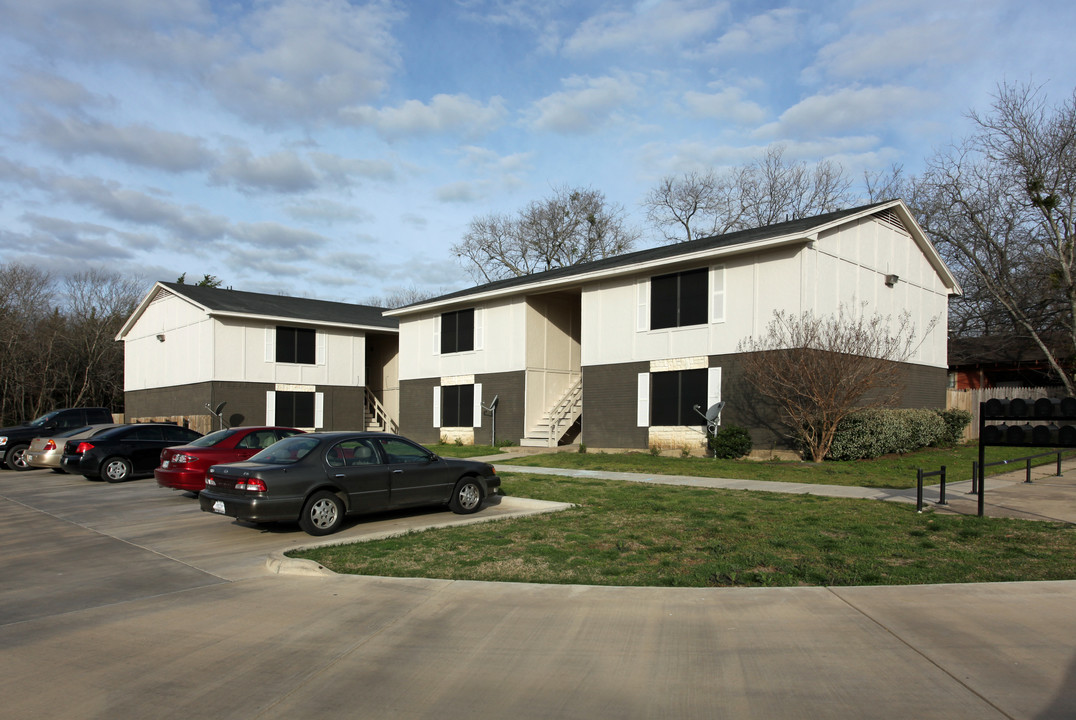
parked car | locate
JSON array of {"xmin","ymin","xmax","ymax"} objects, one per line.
[
  {"xmin": 156, "ymin": 426, "xmax": 304, "ymax": 493},
  {"xmin": 61, "ymin": 423, "xmax": 203, "ymax": 482},
  {"xmin": 25, "ymin": 424, "xmax": 123, "ymax": 472},
  {"xmin": 199, "ymin": 432, "xmax": 501, "ymax": 536},
  {"xmin": 0, "ymin": 407, "xmax": 114, "ymax": 470}
]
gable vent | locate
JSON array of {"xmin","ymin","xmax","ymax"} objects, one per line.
[
  {"xmin": 874, "ymin": 208, "xmax": 909, "ymax": 235},
  {"xmin": 151, "ymin": 288, "xmax": 175, "ymax": 305}
]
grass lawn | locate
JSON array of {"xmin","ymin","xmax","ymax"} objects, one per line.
[
  {"xmin": 425, "ymin": 443, "xmax": 503, "ymax": 458},
  {"xmin": 497, "ymin": 444, "xmax": 1076, "ymax": 489},
  {"xmin": 290, "ymin": 472, "xmax": 1076, "ymax": 588}
]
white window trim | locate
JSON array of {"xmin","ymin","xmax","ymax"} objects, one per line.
[
  {"xmin": 637, "ymin": 373, "xmax": 649, "ymax": 427},
  {"xmin": 432, "ymin": 315, "xmax": 441, "ymax": 356},
  {"xmin": 711, "ymin": 265, "xmax": 725, "ymax": 324},
  {"xmin": 473, "ymin": 382, "xmax": 482, "ymax": 428},
  {"xmin": 266, "ymin": 391, "xmax": 276, "ymax": 424},
  {"xmin": 433, "ymin": 386, "xmax": 441, "ymax": 428},
  {"xmin": 636, "ymin": 278, "xmax": 649, "ymax": 332},
  {"xmin": 264, "ymin": 327, "xmax": 274, "ymax": 362},
  {"xmin": 707, "ymin": 367, "xmax": 722, "ymax": 425}
]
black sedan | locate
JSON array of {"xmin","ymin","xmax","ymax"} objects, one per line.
[
  {"xmin": 198, "ymin": 432, "xmax": 501, "ymax": 535},
  {"xmin": 61, "ymin": 423, "xmax": 203, "ymax": 482}
]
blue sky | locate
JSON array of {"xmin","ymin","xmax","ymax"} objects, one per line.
[{"xmin": 1, "ymin": 0, "xmax": 1074, "ymax": 304}]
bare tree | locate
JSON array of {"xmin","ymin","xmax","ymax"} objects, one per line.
[
  {"xmin": 915, "ymin": 82, "xmax": 1076, "ymax": 392},
  {"xmin": 644, "ymin": 145, "xmax": 853, "ymax": 243},
  {"xmin": 453, "ymin": 186, "xmax": 640, "ymax": 283},
  {"xmin": 738, "ymin": 305, "xmax": 929, "ymax": 461}
]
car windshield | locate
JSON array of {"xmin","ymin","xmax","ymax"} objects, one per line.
[
  {"xmin": 186, "ymin": 429, "xmax": 240, "ymax": 448},
  {"xmin": 27, "ymin": 411, "xmax": 60, "ymax": 427},
  {"xmin": 247, "ymin": 435, "xmax": 320, "ymax": 465}
]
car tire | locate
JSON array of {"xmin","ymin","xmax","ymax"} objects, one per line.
[
  {"xmin": 103, "ymin": 457, "xmax": 133, "ymax": 483},
  {"xmin": 5, "ymin": 444, "xmax": 31, "ymax": 471},
  {"xmin": 299, "ymin": 491, "xmax": 345, "ymax": 536},
  {"xmin": 449, "ymin": 477, "xmax": 483, "ymax": 514}
]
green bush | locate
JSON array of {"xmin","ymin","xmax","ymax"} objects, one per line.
[
  {"xmin": 709, "ymin": 424, "xmax": 752, "ymax": 459},
  {"xmin": 935, "ymin": 408, "xmax": 972, "ymax": 446},
  {"xmin": 827, "ymin": 408, "xmax": 947, "ymax": 461}
]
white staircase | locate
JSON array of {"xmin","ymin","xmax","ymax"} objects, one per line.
[
  {"xmin": 520, "ymin": 379, "xmax": 582, "ymax": 447},
  {"xmin": 364, "ymin": 388, "xmax": 398, "ymax": 434}
]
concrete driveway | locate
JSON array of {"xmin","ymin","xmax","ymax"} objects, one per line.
[{"xmin": 1, "ymin": 467, "xmax": 1074, "ymax": 719}]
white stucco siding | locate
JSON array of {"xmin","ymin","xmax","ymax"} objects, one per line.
[
  {"xmin": 123, "ymin": 293, "xmax": 214, "ymax": 391},
  {"xmin": 397, "ymin": 297, "xmax": 526, "ymax": 382},
  {"xmin": 217, "ymin": 320, "xmax": 366, "ymax": 386},
  {"xmin": 582, "ymin": 251, "xmax": 803, "ymax": 367},
  {"xmin": 805, "ymin": 218, "xmax": 950, "ymax": 368}
]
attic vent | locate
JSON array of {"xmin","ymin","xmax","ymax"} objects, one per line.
[
  {"xmin": 874, "ymin": 208, "xmax": 909, "ymax": 235},
  {"xmin": 151, "ymin": 289, "xmax": 175, "ymax": 305}
]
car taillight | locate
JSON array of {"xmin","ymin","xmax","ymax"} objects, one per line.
[
  {"xmin": 235, "ymin": 478, "xmax": 267, "ymax": 492},
  {"xmin": 75, "ymin": 442, "xmax": 94, "ymax": 454},
  {"xmin": 44, "ymin": 440, "xmax": 56, "ymax": 451},
  {"xmin": 171, "ymin": 453, "xmax": 194, "ymax": 464},
  {"xmin": 205, "ymin": 475, "xmax": 217, "ymax": 486}
]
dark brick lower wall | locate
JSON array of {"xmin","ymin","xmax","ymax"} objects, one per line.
[
  {"xmin": 399, "ymin": 371, "xmax": 526, "ymax": 445},
  {"xmin": 125, "ymin": 382, "xmax": 365, "ymax": 431},
  {"xmin": 580, "ymin": 362, "xmax": 649, "ymax": 448}
]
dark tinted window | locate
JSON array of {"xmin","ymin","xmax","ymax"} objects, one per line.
[
  {"xmin": 379, "ymin": 437, "xmax": 432, "ymax": 464},
  {"xmin": 650, "ymin": 268, "xmax": 708, "ymax": 329},
  {"xmin": 441, "ymin": 384, "xmax": 474, "ymax": 427},
  {"xmin": 189, "ymin": 429, "xmax": 239, "ymax": 447},
  {"xmin": 165, "ymin": 426, "xmax": 201, "ymax": 442},
  {"xmin": 440, "ymin": 309, "xmax": 475, "ymax": 354},
  {"xmin": 276, "ymin": 326, "xmax": 316, "ymax": 364},
  {"xmin": 276, "ymin": 391, "xmax": 315, "ymax": 427},
  {"xmin": 129, "ymin": 426, "xmax": 165, "ymax": 441},
  {"xmin": 249, "ymin": 435, "xmax": 321, "ymax": 464},
  {"xmin": 650, "ymin": 369, "xmax": 707, "ymax": 426}
]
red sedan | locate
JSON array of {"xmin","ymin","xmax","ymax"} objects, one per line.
[{"xmin": 156, "ymin": 426, "xmax": 303, "ymax": 492}]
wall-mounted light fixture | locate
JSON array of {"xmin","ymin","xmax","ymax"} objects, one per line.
[
  {"xmin": 884, "ymin": 274, "xmax": 899, "ymax": 288},
  {"xmin": 156, "ymin": 334, "xmax": 166, "ymax": 342}
]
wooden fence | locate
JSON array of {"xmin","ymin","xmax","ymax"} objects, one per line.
[{"xmin": 946, "ymin": 386, "xmax": 1066, "ymax": 442}]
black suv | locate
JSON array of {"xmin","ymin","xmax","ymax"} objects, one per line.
[
  {"xmin": 0, "ymin": 408, "xmax": 114, "ymax": 471},
  {"xmin": 61, "ymin": 423, "xmax": 203, "ymax": 482}
]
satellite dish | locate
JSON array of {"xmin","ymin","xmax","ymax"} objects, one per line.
[
  {"xmin": 213, "ymin": 401, "xmax": 227, "ymax": 416},
  {"xmin": 489, "ymin": 395, "xmax": 499, "ymax": 410},
  {"xmin": 694, "ymin": 402, "xmax": 724, "ymax": 435}
]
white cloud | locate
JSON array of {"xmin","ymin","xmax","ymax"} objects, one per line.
[
  {"xmin": 437, "ymin": 181, "xmax": 482, "ymax": 203},
  {"xmin": 810, "ymin": 19, "xmax": 966, "ymax": 80},
  {"xmin": 340, "ymin": 94, "xmax": 507, "ymax": 139},
  {"xmin": 754, "ymin": 85, "xmax": 933, "ymax": 139},
  {"xmin": 526, "ymin": 74, "xmax": 640, "ymax": 134},
  {"xmin": 284, "ymin": 199, "xmax": 374, "ymax": 224},
  {"xmin": 22, "ymin": 113, "xmax": 215, "ymax": 172},
  {"xmin": 230, "ymin": 221, "xmax": 332, "ymax": 249},
  {"xmin": 211, "ymin": 148, "xmax": 321, "ymax": 193},
  {"xmin": 702, "ymin": 8, "xmax": 800, "ymax": 56},
  {"xmin": 681, "ymin": 87, "xmax": 767, "ymax": 124},
  {"xmin": 563, "ymin": 0, "xmax": 726, "ymax": 56}
]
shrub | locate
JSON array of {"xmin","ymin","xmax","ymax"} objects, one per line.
[
  {"xmin": 935, "ymin": 408, "xmax": 972, "ymax": 446},
  {"xmin": 709, "ymin": 424, "xmax": 752, "ymax": 459},
  {"xmin": 827, "ymin": 408, "xmax": 947, "ymax": 460}
]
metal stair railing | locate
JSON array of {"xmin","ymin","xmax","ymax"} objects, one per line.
[{"xmin": 546, "ymin": 379, "xmax": 582, "ymax": 445}]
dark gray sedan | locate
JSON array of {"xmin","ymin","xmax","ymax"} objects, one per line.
[{"xmin": 198, "ymin": 432, "xmax": 501, "ymax": 535}]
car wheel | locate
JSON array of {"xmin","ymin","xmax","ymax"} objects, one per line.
[
  {"xmin": 6, "ymin": 444, "xmax": 31, "ymax": 471},
  {"xmin": 449, "ymin": 477, "xmax": 483, "ymax": 514},
  {"xmin": 103, "ymin": 457, "xmax": 133, "ymax": 483},
  {"xmin": 299, "ymin": 491, "xmax": 345, "ymax": 536}
]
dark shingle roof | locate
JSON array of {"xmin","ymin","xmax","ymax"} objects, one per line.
[
  {"xmin": 159, "ymin": 282, "xmax": 397, "ymax": 330},
  {"xmin": 396, "ymin": 201, "xmax": 892, "ymax": 310}
]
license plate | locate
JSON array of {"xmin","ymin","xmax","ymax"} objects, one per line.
[{"xmin": 212, "ymin": 500, "xmax": 225, "ymax": 514}]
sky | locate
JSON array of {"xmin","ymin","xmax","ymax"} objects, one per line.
[{"xmin": 2, "ymin": 0, "xmax": 1074, "ymax": 306}]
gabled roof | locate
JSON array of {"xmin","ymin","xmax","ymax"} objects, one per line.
[
  {"xmin": 117, "ymin": 282, "xmax": 398, "ymax": 340},
  {"xmin": 385, "ymin": 199, "xmax": 961, "ymax": 317}
]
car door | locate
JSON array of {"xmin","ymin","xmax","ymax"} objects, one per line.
[
  {"xmin": 325, "ymin": 438, "xmax": 391, "ymax": 512},
  {"xmin": 376, "ymin": 437, "xmax": 456, "ymax": 508},
  {"xmin": 127, "ymin": 425, "xmax": 166, "ymax": 472}
]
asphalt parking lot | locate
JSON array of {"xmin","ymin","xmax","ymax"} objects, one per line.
[{"xmin": 1, "ymin": 467, "xmax": 1075, "ymax": 719}]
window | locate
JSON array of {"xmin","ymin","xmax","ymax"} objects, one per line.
[
  {"xmin": 276, "ymin": 326, "xmax": 316, "ymax": 364},
  {"xmin": 378, "ymin": 437, "xmax": 433, "ymax": 464},
  {"xmin": 440, "ymin": 309, "xmax": 475, "ymax": 354},
  {"xmin": 275, "ymin": 391, "xmax": 315, "ymax": 428},
  {"xmin": 650, "ymin": 369, "xmax": 707, "ymax": 426},
  {"xmin": 650, "ymin": 268, "xmax": 708, "ymax": 329},
  {"xmin": 441, "ymin": 384, "xmax": 475, "ymax": 427}
]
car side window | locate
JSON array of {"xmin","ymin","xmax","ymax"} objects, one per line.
[
  {"xmin": 378, "ymin": 438, "xmax": 432, "ymax": 464},
  {"xmin": 131, "ymin": 426, "xmax": 165, "ymax": 441},
  {"xmin": 164, "ymin": 426, "xmax": 198, "ymax": 442},
  {"xmin": 237, "ymin": 431, "xmax": 277, "ymax": 449},
  {"xmin": 326, "ymin": 439, "xmax": 381, "ymax": 468}
]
